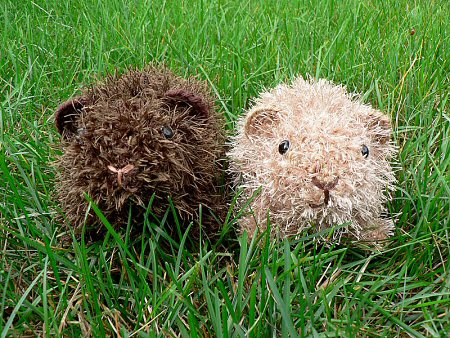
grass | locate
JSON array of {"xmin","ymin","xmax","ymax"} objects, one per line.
[{"xmin": 0, "ymin": 0, "xmax": 449, "ymax": 336}]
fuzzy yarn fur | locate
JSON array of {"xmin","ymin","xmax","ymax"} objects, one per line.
[
  {"xmin": 228, "ymin": 77, "xmax": 397, "ymax": 243},
  {"xmin": 55, "ymin": 66, "xmax": 226, "ymax": 238}
]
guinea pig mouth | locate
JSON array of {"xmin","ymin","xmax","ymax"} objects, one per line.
[{"xmin": 309, "ymin": 190, "xmax": 331, "ymax": 209}]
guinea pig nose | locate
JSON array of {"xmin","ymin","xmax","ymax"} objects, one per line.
[
  {"xmin": 311, "ymin": 176, "xmax": 339, "ymax": 190},
  {"xmin": 108, "ymin": 164, "xmax": 135, "ymax": 187},
  {"xmin": 311, "ymin": 176, "xmax": 326, "ymax": 190},
  {"xmin": 325, "ymin": 176, "xmax": 339, "ymax": 190}
]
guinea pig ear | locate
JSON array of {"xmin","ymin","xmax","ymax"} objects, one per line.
[
  {"xmin": 365, "ymin": 109, "xmax": 392, "ymax": 144},
  {"xmin": 55, "ymin": 98, "xmax": 85, "ymax": 138},
  {"xmin": 243, "ymin": 107, "xmax": 281, "ymax": 138},
  {"xmin": 164, "ymin": 88, "xmax": 211, "ymax": 118}
]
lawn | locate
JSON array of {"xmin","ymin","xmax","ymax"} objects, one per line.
[{"xmin": 0, "ymin": 0, "xmax": 449, "ymax": 336}]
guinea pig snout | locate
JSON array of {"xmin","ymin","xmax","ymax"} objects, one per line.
[
  {"xmin": 310, "ymin": 176, "xmax": 339, "ymax": 207},
  {"xmin": 108, "ymin": 164, "xmax": 136, "ymax": 187}
]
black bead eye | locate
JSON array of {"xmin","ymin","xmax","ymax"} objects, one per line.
[
  {"xmin": 161, "ymin": 125, "xmax": 174, "ymax": 139},
  {"xmin": 361, "ymin": 144, "xmax": 369, "ymax": 158},
  {"xmin": 278, "ymin": 140, "xmax": 290, "ymax": 155}
]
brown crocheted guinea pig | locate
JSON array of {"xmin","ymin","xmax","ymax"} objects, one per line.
[
  {"xmin": 228, "ymin": 77, "xmax": 397, "ymax": 243},
  {"xmin": 55, "ymin": 66, "xmax": 226, "ymax": 237}
]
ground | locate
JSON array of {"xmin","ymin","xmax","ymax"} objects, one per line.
[{"xmin": 0, "ymin": 0, "xmax": 449, "ymax": 336}]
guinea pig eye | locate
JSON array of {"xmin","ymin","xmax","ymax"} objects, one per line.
[
  {"xmin": 161, "ymin": 125, "xmax": 174, "ymax": 139},
  {"xmin": 278, "ymin": 140, "xmax": 290, "ymax": 155},
  {"xmin": 361, "ymin": 144, "xmax": 369, "ymax": 158}
]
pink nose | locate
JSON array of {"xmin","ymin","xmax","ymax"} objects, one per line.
[{"xmin": 108, "ymin": 164, "xmax": 135, "ymax": 186}]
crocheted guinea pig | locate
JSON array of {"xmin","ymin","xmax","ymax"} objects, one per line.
[
  {"xmin": 228, "ymin": 77, "xmax": 397, "ymax": 243},
  {"xmin": 55, "ymin": 66, "xmax": 226, "ymax": 237}
]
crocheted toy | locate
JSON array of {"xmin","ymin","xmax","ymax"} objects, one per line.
[
  {"xmin": 228, "ymin": 76, "xmax": 397, "ymax": 243},
  {"xmin": 55, "ymin": 66, "xmax": 226, "ymax": 237}
]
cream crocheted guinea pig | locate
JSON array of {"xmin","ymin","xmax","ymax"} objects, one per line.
[{"xmin": 228, "ymin": 77, "xmax": 397, "ymax": 243}]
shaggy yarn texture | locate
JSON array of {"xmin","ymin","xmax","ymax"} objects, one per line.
[
  {"xmin": 228, "ymin": 77, "xmax": 397, "ymax": 243},
  {"xmin": 55, "ymin": 66, "xmax": 226, "ymax": 238}
]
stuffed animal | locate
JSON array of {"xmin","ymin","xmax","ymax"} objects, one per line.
[
  {"xmin": 228, "ymin": 76, "xmax": 397, "ymax": 243},
  {"xmin": 55, "ymin": 66, "xmax": 226, "ymax": 238}
]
